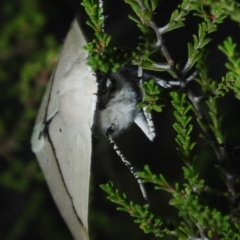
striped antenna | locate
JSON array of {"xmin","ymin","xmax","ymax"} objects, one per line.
[
  {"xmin": 106, "ymin": 124, "xmax": 150, "ymax": 207},
  {"xmin": 138, "ymin": 67, "xmax": 156, "ymax": 140}
]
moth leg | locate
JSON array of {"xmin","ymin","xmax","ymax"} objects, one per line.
[
  {"xmin": 137, "ymin": 67, "xmax": 156, "ymax": 141},
  {"xmin": 106, "ymin": 124, "xmax": 150, "ymax": 207},
  {"xmin": 142, "ymin": 108, "xmax": 155, "ymax": 140},
  {"xmin": 134, "ymin": 113, "xmax": 155, "ymax": 141}
]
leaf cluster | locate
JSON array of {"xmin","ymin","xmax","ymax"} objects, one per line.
[
  {"xmin": 137, "ymin": 79, "xmax": 165, "ymax": 113},
  {"xmin": 100, "ymin": 182, "xmax": 169, "ymax": 238},
  {"xmin": 171, "ymin": 92, "xmax": 196, "ymax": 163},
  {"xmin": 82, "ymin": 0, "xmax": 131, "ymax": 72},
  {"xmin": 102, "ymin": 163, "xmax": 240, "ymax": 239},
  {"xmin": 81, "ymin": 0, "xmax": 240, "ymax": 239},
  {"xmin": 183, "ymin": 3, "xmax": 226, "ymax": 73},
  {"xmin": 219, "ymin": 37, "xmax": 240, "ymax": 100}
]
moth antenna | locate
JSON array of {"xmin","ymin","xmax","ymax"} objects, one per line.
[
  {"xmin": 106, "ymin": 124, "xmax": 150, "ymax": 207},
  {"xmin": 138, "ymin": 67, "xmax": 156, "ymax": 140}
]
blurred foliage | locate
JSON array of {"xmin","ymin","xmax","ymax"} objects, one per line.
[
  {"xmin": 0, "ymin": 0, "xmax": 72, "ymax": 239},
  {"xmin": 0, "ymin": 0, "xmax": 59, "ymax": 191}
]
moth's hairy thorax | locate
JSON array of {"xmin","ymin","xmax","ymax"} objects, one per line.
[{"xmin": 99, "ymin": 72, "xmax": 140, "ymax": 137}]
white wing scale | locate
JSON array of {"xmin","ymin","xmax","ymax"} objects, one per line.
[{"xmin": 31, "ymin": 19, "xmax": 97, "ymax": 240}]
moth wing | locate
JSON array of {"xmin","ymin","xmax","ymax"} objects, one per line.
[{"xmin": 31, "ymin": 19, "xmax": 97, "ymax": 240}]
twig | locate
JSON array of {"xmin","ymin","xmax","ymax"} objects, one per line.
[
  {"xmin": 149, "ymin": 20, "xmax": 174, "ymax": 66},
  {"xmin": 135, "ymin": 0, "xmax": 174, "ymax": 67},
  {"xmin": 196, "ymin": 223, "xmax": 207, "ymax": 240}
]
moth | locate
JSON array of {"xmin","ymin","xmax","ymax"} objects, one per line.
[
  {"xmin": 97, "ymin": 70, "xmax": 156, "ymax": 141},
  {"xmin": 31, "ymin": 17, "xmax": 181, "ymax": 240},
  {"xmin": 95, "ymin": 70, "xmax": 157, "ymax": 207}
]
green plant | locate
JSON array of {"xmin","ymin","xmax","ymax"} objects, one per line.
[
  {"xmin": 2, "ymin": 0, "xmax": 240, "ymax": 239},
  {"xmin": 81, "ymin": 0, "xmax": 240, "ymax": 239}
]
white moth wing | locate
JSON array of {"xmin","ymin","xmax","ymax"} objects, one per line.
[{"xmin": 31, "ymin": 19, "xmax": 97, "ymax": 240}]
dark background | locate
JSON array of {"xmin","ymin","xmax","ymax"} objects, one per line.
[{"xmin": 1, "ymin": 0, "xmax": 240, "ymax": 239}]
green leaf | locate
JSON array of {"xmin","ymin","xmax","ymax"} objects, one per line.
[
  {"xmin": 128, "ymin": 14, "xmax": 142, "ymax": 24},
  {"xmin": 86, "ymin": 20, "xmax": 96, "ymax": 30},
  {"xmin": 200, "ymin": 37, "xmax": 212, "ymax": 48},
  {"xmin": 173, "ymin": 123, "xmax": 182, "ymax": 134},
  {"xmin": 164, "ymin": 22, "xmax": 185, "ymax": 33},
  {"xmin": 170, "ymin": 9, "xmax": 179, "ymax": 21},
  {"xmin": 152, "ymin": 104, "xmax": 162, "ymax": 112}
]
